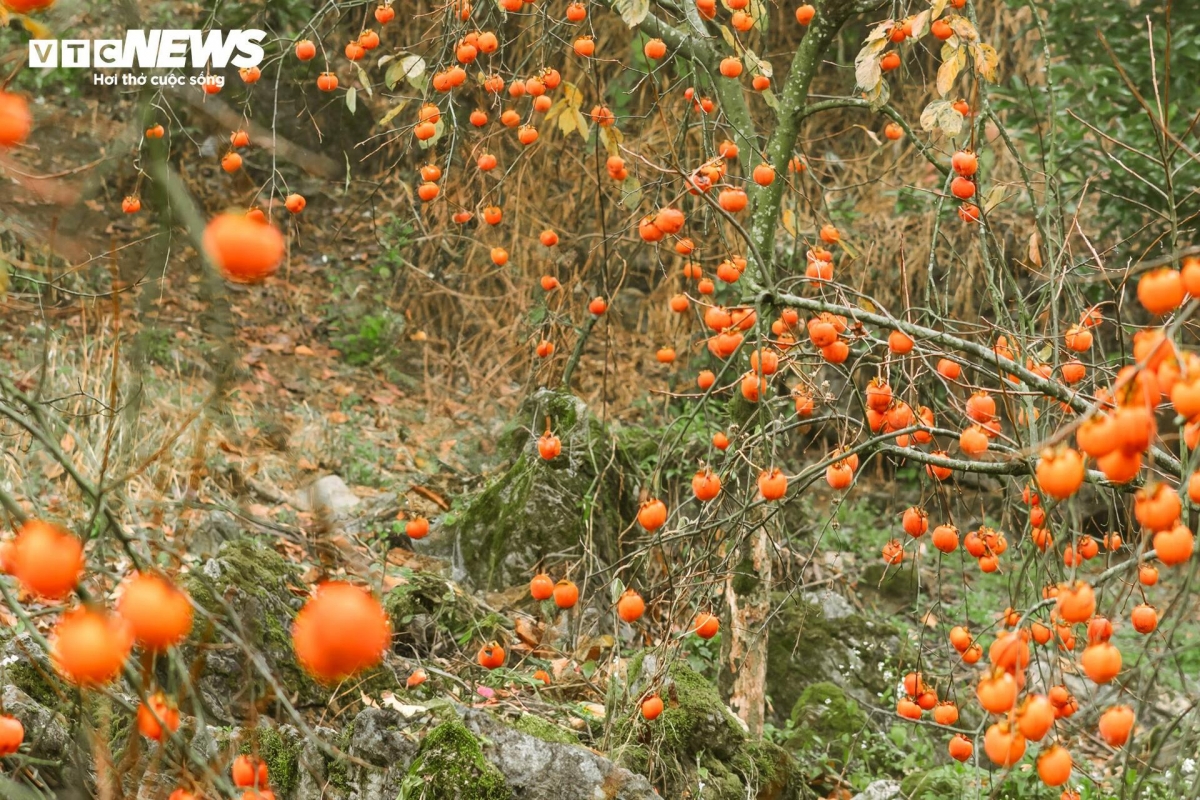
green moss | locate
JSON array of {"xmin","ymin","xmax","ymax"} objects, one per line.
[
  {"xmin": 901, "ymin": 765, "xmax": 970, "ymax": 798},
  {"xmin": 384, "ymin": 567, "xmax": 502, "ymax": 652},
  {"xmin": 860, "ymin": 563, "xmax": 919, "ymax": 599},
  {"xmin": 325, "ymin": 722, "xmax": 354, "ymax": 793},
  {"xmin": 613, "ymin": 663, "xmax": 803, "ymax": 800},
  {"xmin": 0, "ymin": 649, "xmax": 60, "ymax": 708},
  {"xmin": 509, "ymin": 713, "xmax": 579, "ymax": 745},
  {"xmin": 786, "ymin": 682, "xmax": 867, "ymax": 755},
  {"xmin": 405, "ymin": 719, "xmax": 512, "ymax": 800},
  {"xmin": 441, "ymin": 389, "xmax": 638, "ymax": 590},
  {"xmin": 183, "ymin": 539, "xmax": 321, "ymax": 709},
  {"xmin": 239, "ymin": 726, "xmax": 302, "ymax": 797}
]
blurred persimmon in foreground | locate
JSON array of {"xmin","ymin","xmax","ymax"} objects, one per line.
[
  {"xmin": 118, "ymin": 572, "xmax": 194, "ymax": 650},
  {"xmin": 202, "ymin": 213, "xmax": 286, "ymax": 284},
  {"xmin": 51, "ymin": 607, "xmax": 134, "ymax": 686},
  {"xmin": 292, "ymin": 582, "xmax": 391, "ymax": 681},
  {"xmin": 12, "ymin": 520, "xmax": 84, "ymax": 600}
]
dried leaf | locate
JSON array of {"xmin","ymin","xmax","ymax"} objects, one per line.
[
  {"xmin": 930, "ymin": 0, "xmax": 949, "ymax": 19},
  {"xmin": 936, "ymin": 47, "xmax": 965, "ymax": 97},
  {"xmin": 972, "ymin": 43, "xmax": 1000, "ymax": 82},
  {"xmin": 614, "ymin": 0, "xmax": 649, "ymax": 27},
  {"xmin": 909, "ymin": 9, "xmax": 931, "ymax": 38},
  {"xmin": 572, "ymin": 109, "xmax": 591, "ymax": 141},
  {"xmin": 761, "ymin": 87, "xmax": 780, "ymax": 110},
  {"xmin": 1028, "ymin": 232, "xmax": 1043, "ymax": 267},
  {"xmin": 60, "ymin": 433, "xmax": 75, "ymax": 453},
  {"xmin": 556, "ymin": 103, "xmax": 577, "ymax": 135},
  {"xmin": 982, "ymin": 184, "xmax": 1007, "ymax": 213},
  {"xmin": 864, "ymin": 20, "xmax": 892, "ymax": 43},
  {"xmin": 947, "ymin": 15, "xmax": 978, "ymax": 41},
  {"xmin": 599, "ymin": 124, "xmax": 624, "ymax": 154},
  {"xmin": 781, "ymin": 208, "xmax": 797, "ymax": 237},
  {"xmin": 619, "ymin": 175, "xmax": 642, "ymax": 209},
  {"xmin": 386, "ymin": 54, "xmax": 426, "ymax": 91},
  {"xmin": 855, "ymin": 52, "xmax": 882, "ymax": 92},
  {"xmin": 920, "ymin": 99, "xmax": 948, "ymax": 131},
  {"xmin": 719, "ymin": 24, "xmax": 740, "ymax": 54},
  {"xmin": 377, "ymin": 100, "xmax": 409, "ymax": 129},
  {"xmin": 743, "ymin": 48, "xmax": 772, "ymax": 78},
  {"xmin": 293, "ymin": 344, "xmax": 316, "ymax": 356},
  {"xmin": 866, "ymin": 78, "xmax": 890, "ymax": 112},
  {"xmin": 937, "ymin": 103, "xmax": 965, "ymax": 136}
]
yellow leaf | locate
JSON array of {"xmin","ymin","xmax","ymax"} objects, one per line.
[
  {"xmin": 294, "ymin": 345, "xmax": 316, "ymax": 356},
  {"xmin": 561, "ymin": 81, "xmax": 584, "ymax": 109},
  {"xmin": 377, "ymin": 100, "xmax": 409, "ymax": 129},
  {"xmin": 781, "ymin": 208, "xmax": 797, "ymax": 237}
]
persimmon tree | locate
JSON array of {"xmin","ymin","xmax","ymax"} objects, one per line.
[{"xmin": 1, "ymin": 0, "xmax": 1200, "ymax": 796}]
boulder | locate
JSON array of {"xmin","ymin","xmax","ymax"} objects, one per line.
[
  {"xmin": 434, "ymin": 389, "xmax": 638, "ymax": 590},
  {"xmin": 464, "ymin": 709, "xmax": 657, "ymax": 800}
]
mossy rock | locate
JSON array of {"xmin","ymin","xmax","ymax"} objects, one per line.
[
  {"xmin": 508, "ymin": 713, "xmax": 579, "ymax": 745},
  {"xmin": 785, "ymin": 682, "xmax": 867, "ymax": 761},
  {"xmin": 613, "ymin": 663, "xmax": 808, "ymax": 800},
  {"xmin": 765, "ymin": 595, "xmax": 899, "ymax": 725},
  {"xmin": 404, "ymin": 718, "xmax": 512, "ymax": 800},
  {"xmin": 0, "ymin": 632, "xmax": 63, "ymax": 708},
  {"xmin": 238, "ymin": 725, "xmax": 303, "ymax": 797},
  {"xmin": 860, "ymin": 563, "xmax": 920, "ymax": 600},
  {"xmin": 437, "ymin": 389, "xmax": 639, "ymax": 591},
  {"xmin": 182, "ymin": 539, "xmax": 323, "ymax": 720},
  {"xmin": 901, "ymin": 765, "xmax": 970, "ymax": 798},
  {"xmin": 383, "ymin": 567, "xmax": 505, "ymax": 657}
]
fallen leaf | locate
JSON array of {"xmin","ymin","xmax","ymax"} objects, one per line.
[{"xmin": 293, "ymin": 344, "xmax": 316, "ymax": 356}]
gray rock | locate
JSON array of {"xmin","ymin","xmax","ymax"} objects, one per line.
[
  {"xmin": 350, "ymin": 707, "xmax": 420, "ymax": 768},
  {"xmin": 303, "ymin": 475, "xmax": 360, "ymax": 517},
  {"xmin": 189, "ymin": 510, "xmax": 242, "ymax": 558},
  {"xmin": 803, "ymin": 588, "xmax": 856, "ymax": 620},
  {"xmin": 851, "ymin": 780, "xmax": 901, "ymax": 800},
  {"xmin": 2, "ymin": 685, "xmax": 71, "ymax": 764},
  {"xmin": 463, "ymin": 709, "xmax": 658, "ymax": 800}
]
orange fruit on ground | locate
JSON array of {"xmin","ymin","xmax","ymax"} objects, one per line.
[
  {"xmin": 477, "ymin": 641, "xmax": 505, "ymax": 669},
  {"xmin": 12, "ymin": 520, "xmax": 84, "ymax": 600},
  {"xmin": 529, "ymin": 574, "xmax": 554, "ymax": 600},
  {"xmin": 118, "ymin": 572, "xmax": 194, "ymax": 650},
  {"xmin": 51, "ymin": 607, "xmax": 134, "ymax": 686},
  {"xmin": 292, "ymin": 582, "xmax": 391, "ymax": 682},
  {"xmin": 202, "ymin": 213, "xmax": 286, "ymax": 284},
  {"xmin": 553, "ymin": 579, "xmax": 579, "ymax": 609}
]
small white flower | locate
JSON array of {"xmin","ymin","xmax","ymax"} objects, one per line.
[{"xmin": 1183, "ymin": 758, "xmax": 1196, "ymax": 775}]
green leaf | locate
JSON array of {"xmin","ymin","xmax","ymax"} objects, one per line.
[
  {"xmin": 377, "ymin": 99, "xmax": 409, "ymax": 128},
  {"xmin": 357, "ymin": 66, "xmax": 373, "ymax": 97},
  {"xmin": 345, "ymin": 87, "xmax": 357, "ymax": 114},
  {"xmin": 761, "ymin": 87, "xmax": 780, "ymax": 111},
  {"xmin": 386, "ymin": 54, "xmax": 426, "ymax": 91}
]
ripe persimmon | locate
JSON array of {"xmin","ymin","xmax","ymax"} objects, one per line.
[
  {"xmin": 477, "ymin": 641, "xmax": 505, "ymax": 669},
  {"xmin": 530, "ymin": 574, "xmax": 554, "ymax": 600},
  {"xmin": 405, "ymin": 517, "xmax": 430, "ymax": 539},
  {"xmin": 137, "ymin": 692, "xmax": 180, "ymax": 741},
  {"xmin": 295, "ymin": 39, "xmax": 317, "ymax": 60},
  {"xmin": 641, "ymin": 695, "xmax": 664, "ymax": 720},
  {"xmin": 694, "ymin": 612, "xmax": 720, "ymax": 638},
  {"xmin": 51, "ymin": 607, "xmax": 134, "ymax": 686},
  {"xmin": 553, "ymin": 579, "xmax": 579, "ymax": 609},
  {"xmin": 118, "ymin": 573, "xmax": 193, "ymax": 650},
  {"xmin": 617, "ymin": 589, "xmax": 645, "ymax": 622},
  {"xmin": 637, "ymin": 498, "xmax": 668, "ymax": 531},
  {"xmin": 1137, "ymin": 267, "xmax": 1184, "ymax": 315},
  {"xmin": 759, "ymin": 468, "xmax": 788, "ymax": 499},
  {"xmin": 1098, "ymin": 705, "xmax": 1134, "ymax": 746},
  {"xmin": 12, "ymin": 520, "xmax": 83, "ymax": 600},
  {"xmin": 0, "ymin": 715, "xmax": 24, "ymax": 756},
  {"xmin": 292, "ymin": 582, "xmax": 391, "ymax": 682},
  {"xmin": 983, "ymin": 722, "xmax": 1026, "ymax": 766},
  {"xmin": 203, "ymin": 213, "xmax": 285, "ymax": 284}
]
